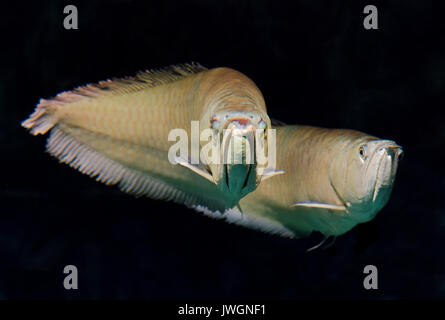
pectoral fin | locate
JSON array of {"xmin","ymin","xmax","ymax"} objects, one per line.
[
  {"xmin": 260, "ymin": 168, "xmax": 285, "ymax": 181},
  {"xmin": 175, "ymin": 156, "xmax": 215, "ymax": 184},
  {"xmin": 292, "ymin": 202, "xmax": 347, "ymax": 211}
]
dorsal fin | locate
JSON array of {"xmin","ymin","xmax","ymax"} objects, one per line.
[
  {"xmin": 68, "ymin": 62, "xmax": 207, "ymax": 98},
  {"xmin": 103, "ymin": 62, "xmax": 207, "ymax": 94}
]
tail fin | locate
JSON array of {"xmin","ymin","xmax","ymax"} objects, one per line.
[{"xmin": 21, "ymin": 98, "xmax": 60, "ymax": 135}]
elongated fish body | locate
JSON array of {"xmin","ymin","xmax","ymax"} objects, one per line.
[
  {"xmin": 222, "ymin": 125, "xmax": 403, "ymax": 238},
  {"xmin": 22, "ymin": 64, "xmax": 275, "ymax": 208},
  {"xmin": 22, "ymin": 66, "xmax": 402, "ymax": 240}
]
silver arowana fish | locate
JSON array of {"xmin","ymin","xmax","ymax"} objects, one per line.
[
  {"xmin": 200, "ymin": 125, "xmax": 403, "ymax": 242},
  {"xmin": 22, "ymin": 63, "xmax": 282, "ymax": 209},
  {"xmin": 23, "ymin": 74, "xmax": 403, "ymax": 241}
]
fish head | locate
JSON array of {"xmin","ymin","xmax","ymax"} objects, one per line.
[
  {"xmin": 329, "ymin": 135, "xmax": 403, "ymax": 221},
  {"xmin": 196, "ymin": 67, "xmax": 280, "ymax": 207}
]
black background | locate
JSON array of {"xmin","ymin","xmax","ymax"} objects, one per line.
[{"xmin": 0, "ymin": 0, "xmax": 444, "ymax": 300}]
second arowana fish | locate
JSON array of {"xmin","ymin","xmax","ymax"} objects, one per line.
[
  {"xmin": 198, "ymin": 124, "xmax": 403, "ymax": 246},
  {"xmin": 22, "ymin": 63, "xmax": 282, "ymax": 209}
]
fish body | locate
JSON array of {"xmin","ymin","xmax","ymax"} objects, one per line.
[{"xmin": 22, "ymin": 64, "xmax": 276, "ymax": 209}]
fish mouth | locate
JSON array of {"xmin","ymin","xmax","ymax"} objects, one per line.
[
  {"xmin": 213, "ymin": 114, "xmax": 266, "ymax": 197},
  {"xmin": 369, "ymin": 141, "xmax": 403, "ymax": 203}
]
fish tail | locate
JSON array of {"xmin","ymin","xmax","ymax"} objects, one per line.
[{"xmin": 21, "ymin": 98, "xmax": 60, "ymax": 135}]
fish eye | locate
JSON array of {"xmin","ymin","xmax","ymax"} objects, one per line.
[
  {"xmin": 211, "ymin": 118, "xmax": 220, "ymax": 130},
  {"xmin": 359, "ymin": 145, "xmax": 368, "ymax": 161},
  {"xmin": 397, "ymin": 150, "xmax": 404, "ymax": 161},
  {"xmin": 258, "ymin": 120, "xmax": 266, "ymax": 130}
]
